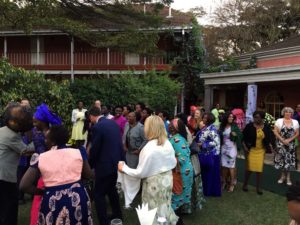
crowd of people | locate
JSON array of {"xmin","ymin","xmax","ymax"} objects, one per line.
[{"xmin": 0, "ymin": 99, "xmax": 300, "ymax": 225}]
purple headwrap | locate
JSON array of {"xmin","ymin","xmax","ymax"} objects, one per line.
[{"xmin": 34, "ymin": 103, "xmax": 62, "ymax": 125}]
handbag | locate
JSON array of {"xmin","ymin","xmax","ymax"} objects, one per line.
[
  {"xmin": 172, "ymin": 159, "xmax": 183, "ymax": 195},
  {"xmin": 190, "ymin": 153, "xmax": 201, "ymax": 177},
  {"xmin": 189, "ymin": 139, "xmax": 200, "ymax": 154}
]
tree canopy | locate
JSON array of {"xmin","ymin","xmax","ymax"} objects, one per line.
[{"xmin": 203, "ymin": 0, "xmax": 300, "ymax": 66}]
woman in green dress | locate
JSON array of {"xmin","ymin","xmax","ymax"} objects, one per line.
[{"xmin": 169, "ymin": 119, "xmax": 193, "ymax": 222}]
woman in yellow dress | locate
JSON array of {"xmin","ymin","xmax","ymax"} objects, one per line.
[
  {"xmin": 242, "ymin": 111, "xmax": 274, "ymax": 195},
  {"xmin": 71, "ymin": 101, "xmax": 87, "ymax": 147}
]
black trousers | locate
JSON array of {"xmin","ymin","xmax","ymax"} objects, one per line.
[
  {"xmin": 0, "ymin": 180, "xmax": 18, "ymax": 225},
  {"xmin": 94, "ymin": 173, "xmax": 122, "ymax": 225}
]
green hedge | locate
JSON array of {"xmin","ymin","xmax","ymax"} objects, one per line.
[
  {"xmin": 0, "ymin": 60, "xmax": 180, "ymax": 126},
  {"xmin": 70, "ymin": 71, "xmax": 181, "ymax": 115},
  {"xmin": 0, "ymin": 60, "xmax": 73, "ymax": 127}
]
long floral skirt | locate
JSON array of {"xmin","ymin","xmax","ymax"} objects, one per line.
[
  {"xmin": 142, "ymin": 171, "xmax": 178, "ymax": 225},
  {"xmin": 38, "ymin": 182, "xmax": 93, "ymax": 225}
]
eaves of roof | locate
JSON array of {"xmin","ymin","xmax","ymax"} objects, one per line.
[{"xmin": 0, "ymin": 26, "xmax": 193, "ymax": 36}]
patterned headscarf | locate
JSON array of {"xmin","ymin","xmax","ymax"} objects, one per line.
[{"xmin": 34, "ymin": 103, "xmax": 62, "ymax": 125}]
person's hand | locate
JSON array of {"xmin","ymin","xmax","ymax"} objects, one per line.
[
  {"xmin": 22, "ymin": 149, "xmax": 35, "ymax": 156},
  {"xmin": 118, "ymin": 161, "xmax": 124, "ymax": 172},
  {"xmin": 197, "ymin": 142, "xmax": 202, "ymax": 147},
  {"xmin": 24, "ymin": 130, "xmax": 33, "ymax": 142},
  {"xmin": 282, "ymin": 139, "xmax": 289, "ymax": 145},
  {"xmin": 244, "ymin": 147, "xmax": 249, "ymax": 155},
  {"xmin": 76, "ymin": 118, "xmax": 80, "ymax": 122},
  {"xmin": 270, "ymin": 145, "xmax": 275, "ymax": 154},
  {"xmin": 231, "ymin": 131, "xmax": 237, "ymax": 136},
  {"xmin": 132, "ymin": 149, "xmax": 140, "ymax": 155}
]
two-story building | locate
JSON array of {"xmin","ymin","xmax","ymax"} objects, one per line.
[
  {"xmin": 0, "ymin": 5, "xmax": 193, "ymax": 81},
  {"xmin": 201, "ymin": 35, "xmax": 300, "ymax": 118}
]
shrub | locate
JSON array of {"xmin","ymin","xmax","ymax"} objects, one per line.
[
  {"xmin": 0, "ymin": 60, "xmax": 181, "ymax": 127},
  {"xmin": 70, "ymin": 71, "xmax": 181, "ymax": 115},
  {"xmin": 0, "ymin": 59, "xmax": 73, "ymax": 127}
]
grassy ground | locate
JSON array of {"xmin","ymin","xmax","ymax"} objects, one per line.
[{"xmin": 18, "ymin": 183, "xmax": 289, "ymax": 225}]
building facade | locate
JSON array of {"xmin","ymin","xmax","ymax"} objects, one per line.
[
  {"xmin": 0, "ymin": 6, "xmax": 192, "ymax": 81},
  {"xmin": 202, "ymin": 36, "xmax": 300, "ymax": 118}
]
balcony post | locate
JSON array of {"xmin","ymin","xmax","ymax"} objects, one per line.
[
  {"xmin": 107, "ymin": 47, "xmax": 110, "ymax": 78},
  {"xmin": 3, "ymin": 37, "xmax": 7, "ymax": 58},
  {"xmin": 70, "ymin": 36, "xmax": 74, "ymax": 82},
  {"xmin": 36, "ymin": 36, "xmax": 40, "ymax": 65},
  {"xmin": 204, "ymin": 85, "xmax": 213, "ymax": 112}
]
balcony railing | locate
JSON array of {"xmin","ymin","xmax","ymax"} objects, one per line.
[{"xmin": 5, "ymin": 52, "xmax": 178, "ymax": 65}]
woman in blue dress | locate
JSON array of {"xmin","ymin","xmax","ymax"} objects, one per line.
[
  {"xmin": 20, "ymin": 125, "xmax": 93, "ymax": 225},
  {"xmin": 195, "ymin": 113, "xmax": 221, "ymax": 197},
  {"xmin": 169, "ymin": 118, "xmax": 193, "ymax": 223}
]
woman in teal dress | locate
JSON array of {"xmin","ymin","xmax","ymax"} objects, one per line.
[{"xmin": 169, "ymin": 119, "xmax": 193, "ymax": 218}]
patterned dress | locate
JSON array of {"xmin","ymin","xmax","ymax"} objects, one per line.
[
  {"xmin": 30, "ymin": 146, "xmax": 93, "ymax": 225},
  {"xmin": 142, "ymin": 171, "xmax": 178, "ymax": 225},
  {"xmin": 169, "ymin": 134, "xmax": 193, "ymax": 210},
  {"xmin": 221, "ymin": 127, "xmax": 237, "ymax": 168},
  {"xmin": 30, "ymin": 128, "xmax": 47, "ymax": 225},
  {"xmin": 196, "ymin": 125, "xmax": 221, "ymax": 197},
  {"xmin": 274, "ymin": 122, "xmax": 297, "ymax": 171}
]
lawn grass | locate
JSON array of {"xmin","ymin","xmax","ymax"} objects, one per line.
[{"xmin": 18, "ymin": 183, "xmax": 290, "ymax": 225}]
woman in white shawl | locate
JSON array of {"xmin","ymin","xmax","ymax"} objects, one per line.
[{"xmin": 118, "ymin": 115, "xmax": 179, "ymax": 225}]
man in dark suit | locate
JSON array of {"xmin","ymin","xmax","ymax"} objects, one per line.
[{"xmin": 89, "ymin": 106, "xmax": 123, "ymax": 225}]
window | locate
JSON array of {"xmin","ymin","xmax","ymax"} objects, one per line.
[
  {"xmin": 125, "ymin": 53, "xmax": 140, "ymax": 65},
  {"xmin": 264, "ymin": 92, "xmax": 284, "ymax": 119}
]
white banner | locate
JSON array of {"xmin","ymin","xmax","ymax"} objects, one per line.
[{"xmin": 245, "ymin": 84, "xmax": 257, "ymax": 124}]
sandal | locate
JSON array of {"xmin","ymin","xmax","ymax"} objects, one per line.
[
  {"xmin": 277, "ymin": 177, "xmax": 285, "ymax": 184},
  {"xmin": 257, "ymin": 190, "xmax": 263, "ymax": 195},
  {"xmin": 228, "ymin": 184, "xmax": 235, "ymax": 192}
]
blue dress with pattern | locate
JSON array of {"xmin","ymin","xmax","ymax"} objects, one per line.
[
  {"xmin": 30, "ymin": 146, "xmax": 93, "ymax": 225},
  {"xmin": 169, "ymin": 134, "xmax": 193, "ymax": 210},
  {"xmin": 196, "ymin": 125, "xmax": 221, "ymax": 197}
]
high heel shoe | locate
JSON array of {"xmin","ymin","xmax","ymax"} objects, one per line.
[
  {"xmin": 277, "ymin": 177, "xmax": 285, "ymax": 184},
  {"xmin": 242, "ymin": 186, "xmax": 248, "ymax": 192},
  {"xmin": 257, "ymin": 190, "xmax": 263, "ymax": 195}
]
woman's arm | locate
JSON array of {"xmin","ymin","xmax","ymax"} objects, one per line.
[
  {"xmin": 20, "ymin": 167, "xmax": 40, "ymax": 195},
  {"xmin": 286, "ymin": 128, "xmax": 299, "ymax": 143},
  {"xmin": 82, "ymin": 160, "xmax": 94, "ymax": 180},
  {"xmin": 71, "ymin": 109, "xmax": 77, "ymax": 124},
  {"xmin": 206, "ymin": 128, "xmax": 220, "ymax": 149},
  {"xmin": 273, "ymin": 125, "xmax": 288, "ymax": 145},
  {"xmin": 139, "ymin": 125, "xmax": 148, "ymax": 149}
]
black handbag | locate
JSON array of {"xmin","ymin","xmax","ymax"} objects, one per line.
[
  {"xmin": 189, "ymin": 139, "xmax": 201, "ymax": 177},
  {"xmin": 190, "ymin": 154, "xmax": 201, "ymax": 177},
  {"xmin": 190, "ymin": 139, "xmax": 200, "ymax": 154}
]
